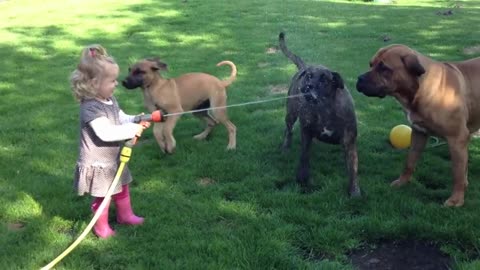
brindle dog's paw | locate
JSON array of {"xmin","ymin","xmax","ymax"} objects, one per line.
[
  {"xmin": 300, "ymin": 186, "xmax": 313, "ymax": 194},
  {"xmin": 280, "ymin": 136, "xmax": 293, "ymax": 152},
  {"xmin": 298, "ymin": 183, "xmax": 314, "ymax": 194},
  {"xmin": 349, "ymin": 189, "xmax": 362, "ymax": 198}
]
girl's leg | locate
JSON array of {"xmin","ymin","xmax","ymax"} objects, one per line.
[
  {"xmin": 91, "ymin": 197, "xmax": 115, "ymax": 238},
  {"xmin": 113, "ymin": 185, "xmax": 144, "ymax": 225}
]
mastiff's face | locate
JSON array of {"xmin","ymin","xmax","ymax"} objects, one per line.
[
  {"xmin": 298, "ymin": 66, "xmax": 344, "ymax": 103},
  {"xmin": 122, "ymin": 58, "xmax": 168, "ymax": 90},
  {"xmin": 356, "ymin": 45, "xmax": 425, "ymax": 99}
]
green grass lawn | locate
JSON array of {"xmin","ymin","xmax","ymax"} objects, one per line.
[{"xmin": 1, "ymin": 0, "xmax": 480, "ymax": 269}]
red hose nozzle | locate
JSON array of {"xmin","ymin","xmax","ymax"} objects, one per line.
[{"xmin": 133, "ymin": 110, "xmax": 164, "ymax": 123}]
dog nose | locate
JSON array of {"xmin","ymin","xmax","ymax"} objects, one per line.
[
  {"xmin": 357, "ymin": 74, "xmax": 366, "ymax": 85},
  {"xmin": 356, "ymin": 74, "xmax": 367, "ymax": 92}
]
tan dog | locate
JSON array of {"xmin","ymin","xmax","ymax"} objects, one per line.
[
  {"xmin": 122, "ymin": 58, "xmax": 237, "ymax": 153},
  {"xmin": 356, "ymin": 44, "xmax": 480, "ymax": 207}
]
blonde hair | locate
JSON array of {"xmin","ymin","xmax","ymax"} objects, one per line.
[{"xmin": 70, "ymin": 44, "xmax": 118, "ymax": 101}]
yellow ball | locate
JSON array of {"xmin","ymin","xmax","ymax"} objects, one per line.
[{"xmin": 389, "ymin": 124, "xmax": 412, "ymax": 149}]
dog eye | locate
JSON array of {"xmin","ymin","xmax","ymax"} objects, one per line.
[
  {"xmin": 133, "ymin": 69, "xmax": 145, "ymax": 75},
  {"xmin": 376, "ymin": 62, "xmax": 392, "ymax": 76},
  {"xmin": 318, "ymin": 74, "xmax": 327, "ymax": 82},
  {"xmin": 377, "ymin": 62, "xmax": 390, "ymax": 71}
]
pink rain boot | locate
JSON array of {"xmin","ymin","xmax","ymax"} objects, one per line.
[
  {"xmin": 113, "ymin": 185, "xmax": 144, "ymax": 225},
  {"xmin": 91, "ymin": 197, "xmax": 115, "ymax": 238}
]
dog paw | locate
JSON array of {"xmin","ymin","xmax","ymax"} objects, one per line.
[
  {"xmin": 280, "ymin": 144, "xmax": 290, "ymax": 152},
  {"xmin": 390, "ymin": 178, "xmax": 409, "ymax": 187},
  {"xmin": 193, "ymin": 133, "xmax": 208, "ymax": 140},
  {"xmin": 164, "ymin": 145, "xmax": 176, "ymax": 154},
  {"xmin": 300, "ymin": 185, "xmax": 314, "ymax": 194},
  {"xmin": 281, "ymin": 139, "xmax": 292, "ymax": 150},
  {"xmin": 443, "ymin": 196, "xmax": 464, "ymax": 207},
  {"xmin": 157, "ymin": 141, "xmax": 167, "ymax": 152},
  {"xmin": 349, "ymin": 189, "xmax": 362, "ymax": 198},
  {"xmin": 226, "ymin": 144, "xmax": 236, "ymax": 150}
]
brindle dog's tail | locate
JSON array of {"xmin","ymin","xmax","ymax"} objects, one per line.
[
  {"xmin": 279, "ymin": 32, "xmax": 306, "ymax": 70},
  {"xmin": 217, "ymin": 60, "xmax": 237, "ymax": 88}
]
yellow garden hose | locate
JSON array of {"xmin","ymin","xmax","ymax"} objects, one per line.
[
  {"xmin": 41, "ymin": 111, "xmax": 162, "ymax": 269},
  {"xmin": 41, "ymin": 145, "xmax": 132, "ymax": 270}
]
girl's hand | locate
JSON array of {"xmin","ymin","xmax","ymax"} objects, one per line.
[
  {"xmin": 135, "ymin": 123, "xmax": 148, "ymax": 138},
  {"xmin": 140, "ymin": 121, "xmax": 151, "ymax": 129}
]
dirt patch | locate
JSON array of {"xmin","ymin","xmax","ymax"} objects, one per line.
[
  {"xmin": 266, "ymin": 46, "xmax": 279, "ymax": 54},
  {"xmin": 7, "ymin": 222, "xmax": 25, "ymax": 231},
  {"xmin": 380, "ymin": 34, "xmax": 391, "ymax": 42},
  {"xmin": 436, "ymin": 9, "xmax": 454, "ymax": 16},
  {"xmin": 349, "ymin": 239, "xmax": 452, "ymax": 270},
  {"xmin": 463, "ymin": 45, "xmax": 480, "ymax": 56},
  {"xmin": 269, "ymin": 84, "xmax": 288, "ymax": 94},
  {"xmin": 257, "ymin": 62, "xmax": 269, "ymax": 68},
  {"xmin": 223, "ymin": 50, "xmax": 238, "ymax": 55},
  {"xmin": 197, "ymin": 177, "xmax": 216, "ymax": 186}
]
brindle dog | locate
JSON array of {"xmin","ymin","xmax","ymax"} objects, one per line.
[{"xmin": 280, "ymin": 32, "xmax": 360, "ymax": 197}]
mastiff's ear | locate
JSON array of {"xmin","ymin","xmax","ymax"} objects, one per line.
[
  {"xmin": 332, "ymin": 71, "xmax": 345, "ymax": 89},
  {"xmin": 402, "ymin": 54, "xmax": 425, "ymax": 77},
  {"xmin": 147, "ymin": 57, "xmax": 168, "ymax": 71}
]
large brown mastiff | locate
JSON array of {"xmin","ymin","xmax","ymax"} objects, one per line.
[{"xmin": 356, "ymin": 44, "xmax": 480, "ymax": 207}]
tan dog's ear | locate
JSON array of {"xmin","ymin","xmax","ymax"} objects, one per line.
[
  {"xmin": 402, "ymin": 54, "xmax": 425, "ymax": 76},
  {"xmin": 147, "ymin": 57, "xmax": 168, "ymax": 71}
]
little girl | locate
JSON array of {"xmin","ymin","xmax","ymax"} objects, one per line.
[{"xmin": 70, "ymin": 45, "xmax": 149, "ymax": 238}]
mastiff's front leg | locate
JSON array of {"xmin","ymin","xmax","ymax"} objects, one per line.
[{"xmin": 391, "ymin": 129, "xmax": 428, "ymax": 187}]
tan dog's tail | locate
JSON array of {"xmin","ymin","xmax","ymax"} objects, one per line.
[{"xmin": 217, "ymin": 60, "xmax": 237, "ymax": 88}]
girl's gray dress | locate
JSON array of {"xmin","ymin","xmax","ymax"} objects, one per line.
[{"xmin": 74, "ymin": 97, "xmax": 132, "ymax": 197}]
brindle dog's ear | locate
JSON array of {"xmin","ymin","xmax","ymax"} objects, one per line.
[
  {"xmin": 402, "ymin": 54, "xmax": 425, "ymax": 76},
  {"xmin": 332, "ymin": 72, "xmax": 344, "ymax": 89},
  {"xmin": 298, "ymin": 69, "xmax": 307, "ymax": 79},
  {"xmin": 147, "ymin": 57, "xmax": 168, "ymax": 71}
]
